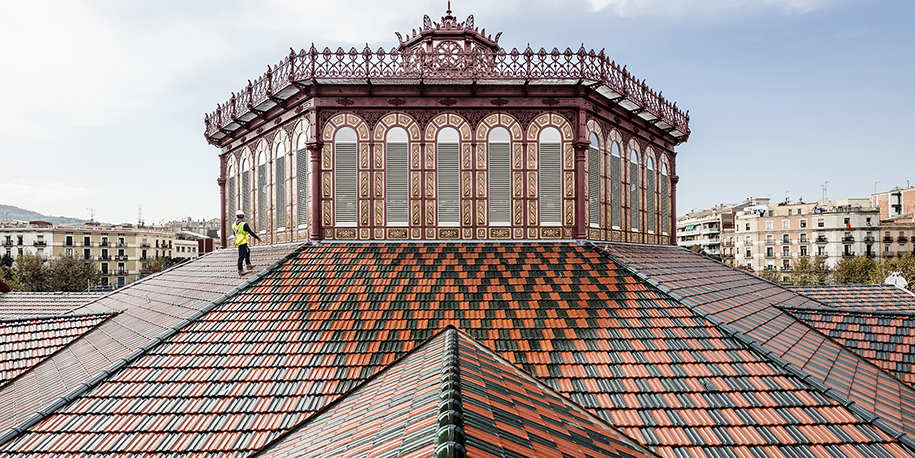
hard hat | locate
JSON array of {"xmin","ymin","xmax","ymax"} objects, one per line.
[{"xmin": 236, "ymin": 211, "xmax": 245, "ymax": 218}]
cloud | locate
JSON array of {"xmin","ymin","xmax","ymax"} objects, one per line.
[{"xmin": 586, "ymin": 0, "xmax": 837, "ymax": 17}]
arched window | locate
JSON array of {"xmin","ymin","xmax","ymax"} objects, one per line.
[
  {"xmin": 437, "ymin": 127, "xmax": 460, "ymax": 226},
  {"xmin": 539, "ymin": 127, "xmax": 562, "ymax": 226},
  {"xmin": 610, "ymin": 142, "xmax": 621, "ymax": 228},
  {"xmin": 275, "ymin": 140, "xmax": 287, "ymax": 230},
  {"xmin": 334, "ymin": 127, "xmax": 358, "ymax": 225},
  {"xmin": 488, "ymin": 127, "xmax": 511, "ymax": 225},
  {"xmin": 227, "ymin": 161, "xmax": 236, "ymax": 228},
  {"xmin": 295, "ymin": 126, "xmax": 309, "ymax": 228},
  {"xmin": 661, "ymin": 162, "xmax": 670, "ymax": 235},
  {"xmin": 256, "ymin": 148, "xmax": 268, "ymax": 233},
  {"xmin": 588, "ymin": 133, "xmax": 600, "ymax": 227},
  {"xmin": 241, "ymin": 155, "xmax": 251, "ymax": 223},
  {"xmin": 629, "ymin": 149, "xmax": 639, "ymax": 231},
  {"xmin": 646, "ymin": 154, "xmax": 655, "ymax": 233},
  {"xmin": 386, "ymin": 127, "xmax": 409, "ymax": 226}
]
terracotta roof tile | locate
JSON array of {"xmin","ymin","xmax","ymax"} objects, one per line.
[
  {"xmin": 790, "ymin": 284, "xmax": 915, "ymax": 311},
  {"xmin": 0, "ymin": 243, "xmax": 300, "ymax": 438},
  {"xmin": 0, "ymin": 313, "xmax": 112, "ymax": 385},
  {"xmin": 599, "ymin": 242, "xmax": 915, "ymax": 442},
  {"xmin": 0, "ymin": 292, "xmax": 105, "ymax": 320},
  {"xmin": 0, "ymin": 242, "xmax": 909, "ymax": 457}
]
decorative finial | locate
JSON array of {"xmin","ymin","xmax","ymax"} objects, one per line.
[{"xmin": 447, "ymin": 0, "xmax": 452, "ymax": 15}]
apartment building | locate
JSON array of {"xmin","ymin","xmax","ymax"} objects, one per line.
[
  {"xmin": 173, "ymin": 238, "xmax": 200, "ymax": 260},
  {"xmin": 51, "ymin": 224, "xmax": 176, "ymax": 288},
  {"xmin": 734, "ymin": 199, "xmax": 880, "ymax": 278},
  {"xmin": 873, "ymin": 186, "xmax": 915, "ymax": 220},
  {"xmin": 0, "ymin": 221, "xmax": 54, "ymax": 261},
  {"xmin": 880, "ymin": 214, "xmax": 915, "ymax": 259},
  {"xmin": 677, "ymin": 198, "xmax": 769, "ymax": 260}
]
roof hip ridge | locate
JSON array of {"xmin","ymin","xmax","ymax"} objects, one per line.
[
  {"xmin": 0, "ymin": 243, "xmax": 309, "ymax": 450},
  {"xmin": 586, "ymin": 242, "xmax": 915, "ymax": 453}
]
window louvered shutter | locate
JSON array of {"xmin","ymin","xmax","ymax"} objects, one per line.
[
  {"xmin": 242, "ymin": 171, "xmax": 251, "ymax": 219},
  {"xmin": 589, "ymin": 147, "xmax": 600, "ymax": 227},
  {"xmin": 630, "ymin": 162, "xmax": 639, "ymax": 230},
  {"xmin": 438, "ymin": 143, "xmax": 460, "ymax": 225},
  {"xmin": 489, "ymin": 142, "xmax": 511, "ymax": 225},
  {"xmin": 611, "ymin": 157, "xmax": 621, "ymax": 227},
  {"xmin": 540, "ymin": 143, "xmax": 562, "ymax": 225},
  {"xmin": 386, "ymin": 142, "xmax": 409, "ymax": 225},
  {"xmin": 335, "ymin": 142, "xmax": 358, "ymax": 224},
  {"xmin": 275, "ymin": 156, "xmax": 286, "ymax": 229},
  {"xmin": 297, "ymin": 149, "xmax": 308, "ymax": 227},
  {"xmin": 257, "ymin": 164, "xmax": 267, "ymax": 231},
  {"xmin": 646, "ymin": 171, "xmax": 655, "ymax": 231},
  {"xmin": 661, "ymin": 175, "xmax": 670, "ymax": 234},
  {"xmin": 227, "ymin": 177, "xmax": 236, "ymax": 222}
]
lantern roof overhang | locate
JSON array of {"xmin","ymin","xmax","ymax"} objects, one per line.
[{"xmin": 203, "ymin": 9, "xmax": 690, "ymax": 146}]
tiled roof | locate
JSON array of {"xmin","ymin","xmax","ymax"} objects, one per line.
[
  {"xmin": 260, "ymin": 327, "xmax": 654, "ymax": 458},
  {"xmin": 783, "ymin": 305, "xmax": 915, "ymax": 388},
  {"xmin": 0, "ymin": 292, "xmax": 105, "ymax": 320},
  {"xmin": 598, "ymin": 243, "xmax": 915, "ymax": 442},
  {"xmin": 0, "ymin": 313, "xmax": 113, "ymax": 385},
  {"xmin": 1, "ymin": 242, "xmax": 910, "ymax": 457},
  {"xmin": 789, "ymin": 284, "xmax": 915, "ymax": 312},
  {"xmin": 0, "ymin": 243, "xmax": 301, "ymax": 440}
]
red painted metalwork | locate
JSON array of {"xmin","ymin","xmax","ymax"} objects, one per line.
[{"xmin": 203, "ymin": 47, "xmax": 689, "ymax": 140}]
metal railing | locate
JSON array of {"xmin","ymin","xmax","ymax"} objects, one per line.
[{"xmin": 204, "ymin": 46, "xmax": 690, "ymax": 138}]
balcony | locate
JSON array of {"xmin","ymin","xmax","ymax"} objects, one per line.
[
  {"xmin": 842, "ymin": 236, "xmax": 854, "ymax": 243},
  {"xmin": 64, "ymin": 241, "xmax": 73, "ymax": 247},
  {"xmin": 100, "ymin": 241, "xmax": 109, "ymax": 247},
  {"xmin": 765, "ymin": 253, "xmax": 776, "ymax": 259},
  {"xmin": 116, "ymin": 269, "xmax": 127, "ymax": 275},
  {"xmin": 842, "ymin": 252, "xmax": 855, "ymax": 258},
  {"xmin": 898, "ymin": 236, "xmax": 909, "ymax": 243},
  {"xmin": 765, "ymin": 240, "xmax": 776, "ymax": 246},
  {"xmin": 140, "ymin": 242, "xmax": 150, "ymax": 248},
  {"xmin": 116, "ymin": 241, "xmax": 127, "ymax": 248},
  {"xmin": 866, "ymin": 252, "xmax": 876, "ymax": 258},
  {"xmin": 2, "ymin": 240, "xmax": 11, "ymax": 247},
  {"xmin": 33, "ymin": 241, "xmax": 47, "ymax": 247},
  {"xmin": 114, "ymin": 255, "xmax": 128, "ymax": 261},
  {"xmin": 99, "ymin": 255, "xmax": 111, "ymax": 261},
  {"xmin": 781, "ymin": 239, "xmax": 791, "ymax": 245},
  {"xmin": 864, "ymin": 236, "xmax": 875, "ymax": 243},
  {"xmin": 884, "ymin": 236, "xmax": 893, "ymax": 243},
  {"xmin": 816, "ymin": 237, "xmax": 828, "ymax": 244}
]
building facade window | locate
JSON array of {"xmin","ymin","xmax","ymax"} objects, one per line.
[
  {"xmin": 386, "ymin": 127, "xmax": 410, "ymax": 226},
  {"xmin": 800, "ymin": 219, "xmax": 807, "ymax": 228},
  {"xmin": 227, "ymin": 162, "xmax": 236, "ymax": 226},
  {"xmin": 256, "ymin": 146, "xmax": 268, "ymax": 233},
  {"xmin": 645, "ymin": 154, "xmax": 655, "ymax": 233},
  {"xmin": 660, "ymin": 162, "xmax": 669, "ymax": 234},
  {"xmin": 275, "ymin": 137, "xmax": 287, "ymax": 230},
  {"xmin": 629, "ymin": 149, "xmax": 639, "ymax": 231},
  {"xmin": 242, "ymin": 155, "xmax": 251, "ymax": 222},
  {"xmin": 436, "ymin": 127, "xmax": 461, "ymax": 226},
  {"xmin": 765, "ymin": 221, "xmax": 773, "ymax": 230},
  {"xmin": 610, "ymin": 141, "xmax": 622, "ymax": 229},
  {"xmin": 488, "ymin": 127, "xmax": 511, "ymax": 226},
  {"xmin": 800, "ymin": 246, "xmax": 808, "ymax": 256},
  {"xmin": 295, "ymin": 125, "xmax": 310, "ymax": 229},
  {"xmin": 334, "ymin": 127, "xmax": 358, "ymax": 225},
  {"xmin": 588, "ymin": 133, "xmax": 600, "ymax": 228},
  {"xmin": 539, "ymin": 127, "xmax": 562, "ymax": 226}
]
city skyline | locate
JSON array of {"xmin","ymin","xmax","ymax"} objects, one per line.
[{"xmin": 0, "ymin": 0, "xmax": 912, "ymax": 223}]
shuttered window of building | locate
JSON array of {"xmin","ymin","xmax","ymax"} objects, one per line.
[
  {"xmin": 540, "ymin": 143, "xmax": 562, "ymax": 225},
  {"xmin": 386, "ymin": 142, "xmax": 409, "ymax": 225},
  {"xmin": 297, "ymin": 149, "xmax": 308, "ymax": 228},
  {"xmin": 646, "ymin": 170, "xmax": 655, "ymax": 231},
  {"xmin": 589, "ymin": 146, "xmax": 600, "ymax": 227},
  {"xmin": 335, "ymin": 142, "xmax": 358, "ymax": 225},
  {"xmin": 438, "ymin": 143, "xmax": 460, "ymax": 225},
  {"xmin": 611, "ymin": 154, "xmax": 621, "ymax": 228},
  {"xmin": 257, "ymin": 164, "xmax": 267, "ymax": 231},
  {"xmin": 489, "ymin": 142, "xmax": 511, "ymax": 225},
  {"xmin": 242, "ymin": 171, "xmax": 251, "ymax": 219},
  {"xmin": 630, "ymin": 161, "xmax": 639, "ymax": 231},
  {"xmin": 661, "ymin": 175, "xmax": 670, "ymax": 234},
  {"xmin": 227, "ymin": 177, "xmax": 236, "ymax": 235},
  {"xmin": 275, "ymin": 156, "xmax": 286, "ymax": 229}
]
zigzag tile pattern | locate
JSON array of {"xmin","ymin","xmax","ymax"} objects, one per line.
[
  {"xmin": 598, "ymin": 242, "xmax": 915, "ymax": 440},
  {"xmin": 0, "ymin": 314, "xmax": 112, "ymax": 384},
  {"xmin": 1, "ymin": 243, "xmax": 908, "ymax": 457},
  {"xmin": 790, "ymin": 284, "xmax": 915, "ymax": 312},
  {"xmin": 0, "ymin": 292, "xmax": 105, "ymax": 320}
]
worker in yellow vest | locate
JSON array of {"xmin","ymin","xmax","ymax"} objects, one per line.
[{"xmin": 232, "ymin": 210, "xmax": 261, "ymax": 275}]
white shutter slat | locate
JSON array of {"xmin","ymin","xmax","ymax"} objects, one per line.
[
  {"xmin": 646, "ymin": 171, "xmax": 655, "ymax": 231},
  {"xmin": 386, "ymin": 143, "xmax": 409, "ymax": 225},
  {"xmin": 540, "ymin": 143, "xmax": 562, "ymax": 225},
  {"xmin": 611, "ymin": 157, "xmax": 621, "ymax": 228},
  {"xmin": 296, "ymin": 149, "xmax": 308, "ymax": 227},
  {"xmin": 335, "ymin": 143, "xmax": 358, "ymax": 225},
  {"xmin": 438, "ymin": 143, "xmax": 460, "ymax": 225},
  {"xmin": 242, "ymin": 171, "xmax": 251, "ymax": 218},
  {"xmin": 488, "ymin": 143, "xmax": 511, "ymax": 225},
  {"xmin": 662, "ymin": 176, "xmax": 670, "ymax": 234},
  {"xmin": 589, "ymin": 147, "xmax": 600, "ymax": 226},
  {"xmin": 630, "ymin": 162, "xmax": 639, "ymax": 230},
  {"xmin": 257, "ymin": 165, "xmax": 267, "ymax": 230},
  {"xmin": 276, "ymin": 156, "xmax": 286, "ymax": 229}
]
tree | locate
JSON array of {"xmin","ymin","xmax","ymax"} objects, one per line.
[
  {"xmin": 45, "ymin": 256, "xmax": 101, "ymax": 292},
  {"xmin": 0, "ymin": 265, "xmax": 22, "ymax": 291},
  {"xmin": 757, "ymin": 266, "xmax": 781, "ymax": 284},
  {"xmin": 870, "ymin": 254, "xmax": 915, "ymax": 286},
  {"xmin": 810, "ymin": 256, "xmax": 832, "ymax": 285},
  {"xmin": 833, "ymin": 256, "xmax": 877, "ymax": 285},
  {"xmin": 790, "ymin": 256, "xmax": 815, "ymax": 286},
  {"xmin": 14, "ymin": 254, "xmax": 46, "ymax": 291},
  {"xmin": 0, "ymin": 253, "xmax": 12, "ymax": 268},
  {"xmin": 140, "ymin": 257, "xmax": 183, "ymax": 276}
]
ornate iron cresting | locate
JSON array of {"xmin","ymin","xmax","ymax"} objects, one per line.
[{"xmin": 203, "ymin": 45, "xmax": 690, "ymax": 139}]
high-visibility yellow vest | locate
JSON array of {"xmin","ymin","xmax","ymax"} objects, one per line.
[{"xmin": 232, "ymin": 222, "xmax": 249, "ymax": 246}]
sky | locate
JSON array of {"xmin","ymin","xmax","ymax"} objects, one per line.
[{"xmin": 0, "ymin": 0, "xmax": 912, "ymax": 223}]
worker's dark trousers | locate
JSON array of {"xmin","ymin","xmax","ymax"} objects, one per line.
[{"xmin": 237, "ymin": 244, "xmax": 250, "ymax": 271}]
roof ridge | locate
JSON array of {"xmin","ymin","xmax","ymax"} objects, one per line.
[
  {"xmin": 0, "ymin": 311, "xmax": 114, "ymax": 325},
  {"xmin": 0, "ymin": 312, "xmax": 118, "ymax": 392},
  {"xmin": 781, "ymin": 303, "xmax": 915, "ymax": 318},
  {"xmin": 0, "ymin": 243, "xmax": 309, "ymax": 449},
  {"xmin": 588, "ymin": 242, "xmax": 915, "ymax": 453},
  {"xmin": 252, "ymin": 325, "xmax": 459, "ymax": 457}
]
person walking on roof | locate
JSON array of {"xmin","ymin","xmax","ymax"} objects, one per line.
[{"xmin": 232, "ymin": 211, "xmax": 261, "ymax": 275}]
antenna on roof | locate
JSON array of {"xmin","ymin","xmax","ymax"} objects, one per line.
[
  {"xmin": 87, "ymin": 208, "xmax": 95, "ymax": 223},
  {"xmin": 447, "ymin": 0, "xmax": 452, "ymax": 14},
  {"xmin": 821, "ymin": 181, "xmax": 828, "ymax": 200},
  {"xmin": 138, "ymin": 205, "xmax": 144, "ymax": 227}
]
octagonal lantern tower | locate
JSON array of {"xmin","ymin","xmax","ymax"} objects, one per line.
[{"xmin": 205, "ymin": 7, "xmax": 689, "ymax": 247}]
